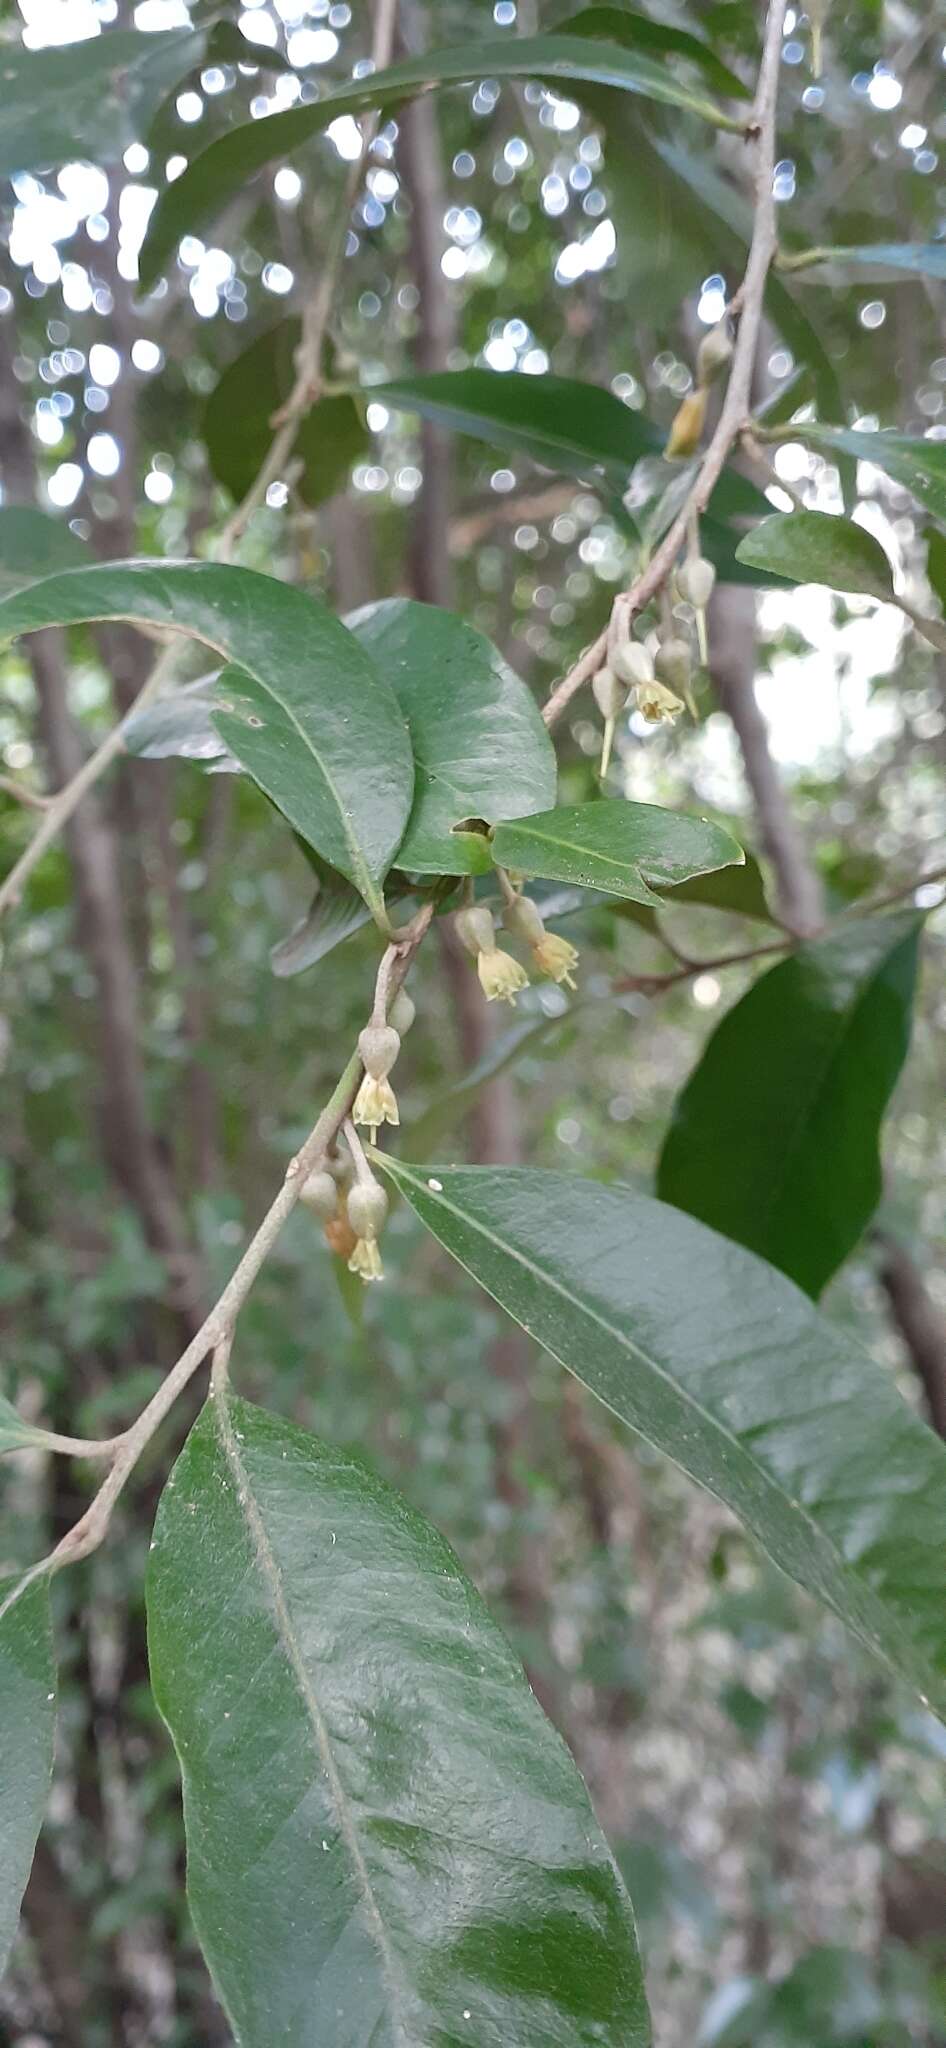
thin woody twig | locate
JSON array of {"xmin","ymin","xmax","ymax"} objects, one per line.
[{"xmin": 542, "ymin": 0, "xmax": 789, "ymax": 733}]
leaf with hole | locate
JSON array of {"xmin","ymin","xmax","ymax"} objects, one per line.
[
  {"xmin": 0, "ymin": 27, "xmax": 203, "ymax": 176},
  {"xmin": 147, "ymin": 1392, "xmax": 651, "ymax": 2048},
  {"xmin": 139, "ymin": 35, "xmax": 739, "ymax": 289},
  {"xmin": 0, "ymin": 1578, "xmax": 56, "ymax": 1976},
  {"xmin": 658, "ymin": 915, "xmax": 921, "ymax": 1297},
  {"xmin": 491, "ymin": 801, "xmax": 743, "ymax": 907},
  {"xmin": 204, "ymin": 321, "xmax": 368, "ymax": 510},
  {"xmin": 735, "ymin": 513, "xmax": 895, "ymax": 600},
  {"xmin": 348, "ymin": 599, "xmax": 557, "ymax": 875},
  {"xmin": 0, "ymin": 564, "xmax": 414, "ymax": 921},
  {"xmin": 380, "ymin": 1159, "xmax": 946, "ymax": 1725}
]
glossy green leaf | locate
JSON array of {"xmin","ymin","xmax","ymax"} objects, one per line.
[
  {"xmin": 268, "ymin": 854, "xmax": 418, "ymax": 978},
  {"xmin": 0, "ymin": 507, "xmax": 90, "ymax": 598},
  {"xmin": 658, "ymin": 915, "xmax": 921, "ymax": 1298},
  {"xmin": 557, "ymin": 5, "xmax": 750, "ymax": 98},
  {"xmin": 735, "ymin": 512, "xmax": 895, "ymax": 600},
  {"xmin": 612, "ymin": 852, "xmax": 776, "ymax": 944},
  {"xmin": 0, "ymin": 1577, "xmax": 56, "ymax": 1975},
  {"xmin": 781, "ymin": 424, "xmax": 946, "ymax": 529},
  {"xmin": 0, "ymin": 27, "xmax": 201, "ymax": 176},
  {"xmin": 348, "ymin": 599, "xmax": 557, "ymax": 875},
  {"xmin": 147, "ymin": 1392, "xmax": 650, "ymax": 2048},
  {"xmin": 205, "ymin": 321, "xmax": 368, "ymax": 509},
  {"xmin": 381, "ymin": 1159, "xmax": 946, "ymax": 1723},
  {"xmin": 374, "ymin": 369, "xmax": 660, "ymax": 490},
  {"xmin": 373, "ymin": 373, "xmax": 770, "ymax": 557},
  {"xmin": 0, "ymin": 565, "xmax": 414, "ymax": 920},
  {"xmin": 491, "ymin": 801, "xmax": 743, "ymax": 907},
  {"xmin": 139, "ymin": 35, "xmax": 738, "ymax": 289}
]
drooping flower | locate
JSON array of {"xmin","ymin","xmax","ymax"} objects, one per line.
[
  {"xmin": 346, "ymin": 1179, "xmax": 389, "ymax": 1285},
  {"xmin": 533, "ymin": 932, "xmax": 580, "ymax": 989},
  {"xmin": 477, "ymin": 945, "xmax": 530, "ymax": 1005},
  {"xmin": 352, "ymin": 1071, "xmax": 399, "ymax": 1140},
  {"xmin": 634, "ymin": 678, "xmax": 685, "ymax": 725}
]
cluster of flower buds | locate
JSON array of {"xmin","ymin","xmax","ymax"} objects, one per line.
[
  {"xmin": 501, "ymin": 891, "xmax": 579, "ymax": 990},
  {"xmin": 299, "ymin": 1155, "xmax": 390, "ymax": 1283},
  {"xmin": 351, "ymin": 986, "xmax": 416, "ymax": 1142},
  {"xmin": 593, "ymin": 636, "xmax": 686, "ymax": 772},
  {"xmin": 455, "ymin": 896, "xmax": 579, "ymax": 1003}
]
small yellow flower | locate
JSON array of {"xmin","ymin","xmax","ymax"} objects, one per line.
[
  {"xmin": 348, "ymin": 1235, "xmax": 384, "ymax": 1282},
  {"xmin": 533, "ymin": 933, "xmax": 579, "ymax": 990},
  {"xmin": 634, "ymin": 679, "xmax": 685, "ymax": 725},
  {"xmin": 352, "ymin": 1071, "xmax": 399, "ymax": 1139},
  {"xmin": 477, "ymin": 945, "xmax": 530, "ymax": 1005}
]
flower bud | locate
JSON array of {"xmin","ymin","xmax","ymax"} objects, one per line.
[
  {"xmin": 533, "ymin": 932, "xmax": 579, "ymax": 989},
  {"xmin": 388, "ymin": 989, "xmax": 416, "ymax": 1036},
  {"xmin": 502, "ymin": 893, "xmax": 546, "ymax": 947},
  {"xmin": 664, "ymin": 386, "xmax": 707, "ymax": 460},
  {"xmin": 477, "ymin": 946, "xmax": 530, "ymax": 1005},
  {"xmin": 357, "ymin": 1023, "xmax": 400, "ymax": 1079},
  {"xmin": 454, "ymin": 904, "xmax": 496, "ymax": 957},
  {"xmin": 655, "ymin": 637, "xmax": 693, "ymax": 694},
  {"xmin": 677, "ymin": 556, "xmax": 716, "ymax": 609},
  {"xmin": 347, "ymin": 1180, "xmax": 388, "ymax": 1241},
  {"xmin": 610, "ymin": 640, "xmax": 654, "ymax": 690},
  {"xmin": 592, "ymin": 665, "xmax": 629, "ymax": 722},
  {"xmin": 299, "ymin": 1169, "xmax": 339, "ymax": 1222},
  {"xmin": 634, "ymin": 678, "xmax": 685, "ymax": 725},
  {"xmin": 697, "ymin": 322, "xmax": 733, "ymax": 386}
]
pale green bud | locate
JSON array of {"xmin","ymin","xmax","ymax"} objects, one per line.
[
  {"xmin": 502, "ymin": 893, "xmax": 546, "ymax": 946},
  {"xmin": 346, "ymin": 1180, "xmax": 389, "ymax": 1241},
  {"xmin": 299, "ymin": 1169, "xmax": 339, "ymax": 1221},
  {"xmin": 610, "ymin": 640, "xmax": 654, "ymax": 689},
  {"xmin": 655, "ymin": 637, "xmax": 693, "ymax": 694},
  {"xmin": 592, "ymin": 665, "xmax": 629, "ymax": 721},
  {"xmin": 677, "ymin": 557, "xmax": 716, "ymax": 609},
  {"xmin": 697, "ymin": 322, "xmax": 733, "ymax": 386},
  {"xmin": 388, "ymin": 989, "xmax": 416, "ymax": 1035},
  {"xmin": 454, "ymin": 904, "xmax": 496, "ymax": 957},
  {"xmin": 358, "ymin": 1022, "xmax": 400, "ymax": 1079}
]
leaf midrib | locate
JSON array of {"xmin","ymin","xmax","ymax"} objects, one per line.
[
  {"xmin": 214, "ymin": 1389, "xmax": 413, "ymax": 2046},
  {"xmin": 388, "ymin": 1166, "xmax": 927, "ymax": 1689}
]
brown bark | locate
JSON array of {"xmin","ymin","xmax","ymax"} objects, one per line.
[{"xmin": 877, "ymin": 1233, "xmax": 946, "ymax": 1439}]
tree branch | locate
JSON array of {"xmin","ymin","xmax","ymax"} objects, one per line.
[{"xmin": 541, "ymin": 0, "xmax": 789, "ymax": 731}]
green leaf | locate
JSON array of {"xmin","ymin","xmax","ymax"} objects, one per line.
[
  {"xmin": 0, "ymin": 507, "xmax": 90, "ymax": 598},
  {"xmin": 348, "ymin": 599, "xmax": 557, "ymax": 876},
  {"xmin": 735, "ymin": 512, "xmax": 895, "ymax": 600},
  {"xmin": 380, "ymin": 1159, "xmax": 946, "ymax": 1723},
  {"xmin": 781, "ymin": 424, "xmax": 946, "ymax": 529},
  {"xmin": 147, "ymin": 1392, "xmax": 650, "ymax": 2048},
  {"xmin": 785, "ymin": 242, "xmax": 946, "ymax": 282},
  {"xmin": 139, "ymin": 35, "xmax": 739, "ymax": 289},
  {"xmin": 204, "ymin": 322, "xmax": 368, "ymax": 509},
  {"xmin": 0, "ymin": 27, "xmax": 202, "ymax": 177},
  {"xmin": 659, "ymin": 853, "xmax": 775, "ymax": 923},
  {"xmin": 373, "ymin": 374, "xmax": 770, "ymax": 550},
  {"xmin": 926, "ymin": 525, "xmax": 946, "ymax": 614},
  {"xmin": 374, "ymin": 369, "xmax": 660, "ymax": 490},
  {"xmin": 491, "ymin": 801, "xmax": 743, "ymax": 907},
  {"xmin": 556, "ymin": 5, "xmax": 750, "ymax": 98},
  {"xmin": 658, "ymin": 915, "xmax": 921, "ymax": 1298},
  {"xmin": 0, "ymin": 565, "xmax": 414, "ymax": 921},
  {"xmin": 0, "ymin": 1578, "xmax": 56, "ymax": 1975}
]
